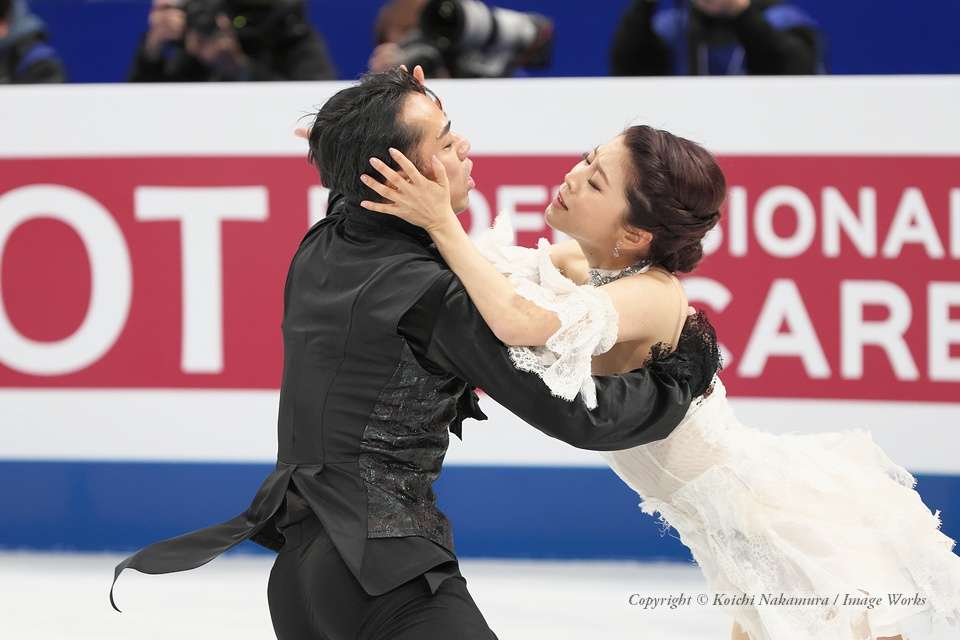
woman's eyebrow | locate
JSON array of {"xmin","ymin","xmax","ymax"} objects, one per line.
[
  {"xmin": 437, "ymin": 120, "xmax": 452, "ymax": 139},
  {"xmin": 593, "ymin": 147, "xmax": 609, "ymax": 184},
  {"xmin": 596, "ymin": 162, "xmax": 609, "ymax": 184}
]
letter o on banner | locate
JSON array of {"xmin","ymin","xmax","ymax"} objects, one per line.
[
  {"xmin": 755, "ymin": 186, "xmax": 816, "ymax": 257},
  {"xmin": 0, "ymin": 185, "xmax": 132, "ymax": 376}
]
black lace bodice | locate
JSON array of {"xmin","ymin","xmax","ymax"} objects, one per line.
[{"xmin": 642, "ymin": 309, "xmax": 723, "ymax": 399}]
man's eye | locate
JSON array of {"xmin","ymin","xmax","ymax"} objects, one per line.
[
  {"xmin": 581, "ymin": 152, "xmax": 590, "ymax": 164},
  {"xmin": 444, "ymin": 143, "xmax": 454, "ymax": 150},
  {"xmin": 588, "ymin": 181, "xmax": 600, "ymax": 191}
]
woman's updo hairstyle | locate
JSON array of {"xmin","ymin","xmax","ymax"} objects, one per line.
[{"xmin": 622, "ymin": 125, "xmax": 726, "ymax": 273}]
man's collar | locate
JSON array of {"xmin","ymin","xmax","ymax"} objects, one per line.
[{"xmin": 331, "ymin": 192, "xmax": 434, "ymax": 247}]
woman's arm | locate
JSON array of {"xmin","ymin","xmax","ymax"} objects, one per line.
[
  {"xmin": 361, "ymin": 148, "xmax": 558, "ymax": 347},
  {"xmin": 430, "ymin": 222, "xmax": 683, "ymax": 346},
  {"xmin": 428, "ymin": 221, "xmax": 560, "ymax": 346},
  {"xmin": 359, "ymin": 148, "xmax": 684, "ymax": 347}
]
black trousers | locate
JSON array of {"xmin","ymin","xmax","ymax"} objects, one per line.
[{"xmin": 267, "ymin": 515, "xmax": 497, "ymax": 640}]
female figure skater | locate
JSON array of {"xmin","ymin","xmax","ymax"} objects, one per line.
[{"xmin": 358, "ymin": 125, "xmax": 960, "ymax": 640}]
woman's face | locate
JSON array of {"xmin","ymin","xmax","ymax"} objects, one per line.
[{"xmin": 544, "ymin": 135, "xmax": 633, "ymax": 248}]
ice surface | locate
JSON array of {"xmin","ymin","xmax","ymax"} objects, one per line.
[{"xmin": 0, "ymin": 551, "xmax": 729, "ymax": 639}]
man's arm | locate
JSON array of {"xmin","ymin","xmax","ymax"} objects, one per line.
[
  {"xmin": 610, "ymin": 0, "xmax": 672, "ymax": 76},
  {"xmin": 732, "ymin": 5, "xmax": 819, "ymax": 75},
  {"xmin": 15, "ymin": 57, "xmax": 66, "ymax": 84},
  {"xmin": 412, "ymin": 273, "xmax": 696, "ymax": 451},
  {"xmin": 11, "ymin": 38, "xmax": 66, "ymax": 84},
  {"xmin": 128, "ymin": 33, "xmax": 170, "ymax": 82},
  {"xmin": 277, "ymin": 30, "xmax": 337, "ymax": 80},
  {"xmin": 128, "ymin": 35, "xmax": 209, "ymax": 82}
]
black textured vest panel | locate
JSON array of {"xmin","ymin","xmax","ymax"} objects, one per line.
[
  {"xmin": 275, "ymin": 204, "xmax": 462, "ymax": 554},
  {"xmin": 358, "ymin": 339, "xmax": 465, "ymax": 550}
]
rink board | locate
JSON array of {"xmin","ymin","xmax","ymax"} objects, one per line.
[
  {"xmin": 1, "ymin": 459, "xmax": 957, "ymax": 561},
  {"xmin": 2, "ymin": 390, "xmax": 960, "ymax": 557},
  {"xmin": 1, "ymin": 78, "xmax": 959, "ymax": 556}
]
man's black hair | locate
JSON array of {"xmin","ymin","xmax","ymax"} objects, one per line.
[
  {"xmin": 306, "ymin": 68, "xmax": 438, "ymax": 205},
  {"xmin": 0, "ymin": 0, "xmax": 12, "ymax": 22}
]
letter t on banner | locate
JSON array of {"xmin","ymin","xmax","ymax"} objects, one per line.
[{"xmin": 135, "ymin": 187, "xmax": 268, "ymax": 374}]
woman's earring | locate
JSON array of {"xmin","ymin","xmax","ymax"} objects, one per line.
[{"xmin": 613, "ymin": 242, "xmax": 621, "ymax": 258}]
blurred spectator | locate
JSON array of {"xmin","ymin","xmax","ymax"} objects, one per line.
[
  {"xmin": 368, "ymin": 0, "xmax": 553, "ymax": 79},
  {"xmin": 129, "ymin": 0, "xmax": 336, "ymax": 82},
  {"xmin": 0, "ymin": 0, "xmax": 66, "ymax": 83},
  {"xmin": 611, "ymin": 0, "xmax": 823, "ymax": 76},
  {"xmin": 369, "ymin": 0, "xmax": 427, "ymax": 73}
]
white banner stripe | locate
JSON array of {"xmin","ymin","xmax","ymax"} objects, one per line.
[
  {"xmin": 2, "ymin": 77, "xmax": 960, "ymax": 157},
  {"xmin": 2, "ymin": 389, "xmax": 958, "ymax": 475}
]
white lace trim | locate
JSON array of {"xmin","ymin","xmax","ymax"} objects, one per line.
[{"xmin": 473, "ymin": 213, "xmax": 620, "ymax": 409}]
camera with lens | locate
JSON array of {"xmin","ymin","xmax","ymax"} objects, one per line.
[
  {"xmin": 183, "ymin": 0, "xmax": 311, "ymax": 48},
  {"xmin": 184, "ymin": 0, "xmax": 225, "ymax": 38},
  {"xmin": 395, "ymin": 0, "xmax": 554, "ymax": 78}
]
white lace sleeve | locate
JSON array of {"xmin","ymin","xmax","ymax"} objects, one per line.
[
  {"xmin": 473, "ymin": 213, "xmax": 620, "ymax": 409},
  {"xmin": 472, "ymin": 207, "xmax": 541, "ymax": 281}
]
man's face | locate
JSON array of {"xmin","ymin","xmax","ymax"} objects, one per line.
[{"xmin": 400, "ymin": 92, "xmax": 474, "ymax": 213}]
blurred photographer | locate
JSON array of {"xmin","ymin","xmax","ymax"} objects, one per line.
[
  {"xmin": 369, "ymin": 0, "xmax": 553, "ymax": 78},
  {"xmin": 0, "ymin": 0, "xmax": 66, "ymax": 83},
  {"xmin": 611, "ymin": 0, "xmax": 824, "ymax": 76},
  {"xmin": 130, "ymin": 0, "xmax": 336, "ymax": 82},
  {"xmin": 369, "ymin": 0, "xmax": 425, "ymax": 74}
]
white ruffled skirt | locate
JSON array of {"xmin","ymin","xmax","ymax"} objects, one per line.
[
  {"xmin": 469, "ymin": 213, "xmax": 960, "ymax": 638},
  {"xmin": 603, "ymin": 378, "xmax": 960, "ymax": 640}
]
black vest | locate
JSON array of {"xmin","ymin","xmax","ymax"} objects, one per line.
[
  {"xmin": 110, "ymin": 196, "xmax": 483, "ymax": 610},
  {"xmin": 271, "ymin": 197, "xmax": 470, "ymax": 550}
]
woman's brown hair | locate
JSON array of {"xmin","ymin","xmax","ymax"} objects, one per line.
[{"xmin": 622, "ymin": 125, "xmax": 726, "ymax": 273}]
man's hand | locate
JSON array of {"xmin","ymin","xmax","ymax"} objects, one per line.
[
  {"xmin": 692, "ymin": 0, "xmax": 750, "ymax": 17},
  {"xmin": 294, "ymin": 65, "xmax": 426, "ymax": 141},
  {"xmin": 144, "ymin": 0, "xmax": 186, "ymax": 59},
  {"xmin": 185, "ymin": 14, "xmax": 248, "ymax": 76}
]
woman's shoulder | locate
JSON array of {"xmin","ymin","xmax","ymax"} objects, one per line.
[
  {"xmin": 550, "ymin": 240, "xmax": 586, "ymax": 269},
  {"xmin": 638, "ymin": 265, "xmax": 681, "ymax": 287},
  {"xmin": 548, "ymin": 240, "xmax": 590, "ymax": 283},
  {"xmin": 600, "ymin": 266, "xmax": 682, "ymax": 302}
]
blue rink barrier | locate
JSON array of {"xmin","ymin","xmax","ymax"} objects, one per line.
[{"xmin": 2, "ymin": 460, "xmax": 958, "ymax": 559}]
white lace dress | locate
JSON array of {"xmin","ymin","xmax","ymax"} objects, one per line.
[{"xmin": 474, "ymin": 213, "xmax": 960, "ymax": 640}]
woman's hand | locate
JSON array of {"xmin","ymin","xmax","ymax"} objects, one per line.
[{"xmin": 359, "ymin": 147, "xmax": 458, "ymax": 234}]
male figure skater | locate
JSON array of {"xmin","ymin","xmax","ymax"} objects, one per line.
[{"xmin": 110, "ymin": 68, "xmax": 716, "ymax": 639}]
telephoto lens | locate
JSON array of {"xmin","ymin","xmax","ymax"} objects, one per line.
[{"xmin": 420, "ymin": 0, "xmax": 553, "ymax": 69}]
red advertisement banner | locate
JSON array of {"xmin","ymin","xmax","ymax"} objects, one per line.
[{"xmin": 1, "ymin": 156, "xmax": 958, "ymax": 402}]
